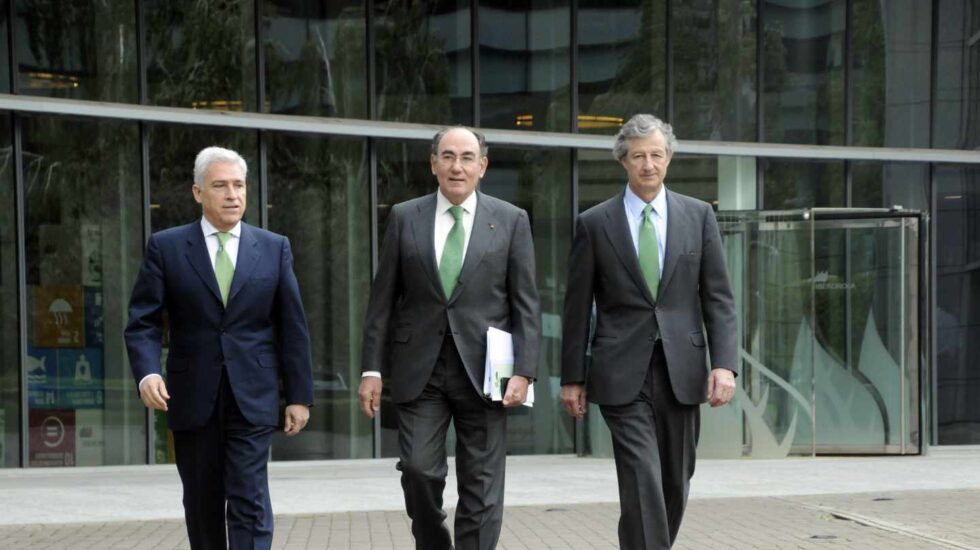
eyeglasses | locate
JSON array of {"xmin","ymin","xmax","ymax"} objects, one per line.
[{"xmin": 436, "ymin": 152, "xmax": 482, "ymax": 167}]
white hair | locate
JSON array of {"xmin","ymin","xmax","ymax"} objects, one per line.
[{"xmin": 193, "ymin": 146, "xmax": 247, "ymax": 186}]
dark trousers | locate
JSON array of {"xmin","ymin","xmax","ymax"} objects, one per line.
[
  {"xmin": 173, "ymin": 370, "xmax": 275, "ymax": 550},
  {"xmin": 599, "ymin": 342, "xmax": 700, "ymax": 550},
  {"xmin": 396, "ymin": 333, "xmax": 508, "ymax": 550}
]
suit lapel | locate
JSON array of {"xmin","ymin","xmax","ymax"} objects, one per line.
[
  {"xmin": 452, "ymin": 192, "xmax": 498, "ymax": 304},
  {"xmin": 184, "ymin": 223, "xmax": 223, "ymax": 305},
  {"xmin": 602, "ymin": 193, "xmax": 656, "ymax": 306},
  {"xmin": 227, "ymin": 223, "xmax": 260, "ymax": 305},
  {"xmin": 657, "ymin": 190, "xmax": 684, "ymax": 299},
  {"xmin": 410, "ymin": 194, "xmax": 444, "ymax": 297}
]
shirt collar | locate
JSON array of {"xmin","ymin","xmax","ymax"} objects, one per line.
[
  {"xmin": 200, "ymin": 217, "xmax": 242, "ymax": 239},
  {"xmin": 624, "ymin": 183, "xmax": 667, "ymax": 219},
  {"xmin": 436, "ymin": 189, "xmax": 478, "ymax": 216}
]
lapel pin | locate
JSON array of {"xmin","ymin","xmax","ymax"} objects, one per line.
[{"xmin": 489, "ymin": 223, "xmax": 495, "ymax": 230}]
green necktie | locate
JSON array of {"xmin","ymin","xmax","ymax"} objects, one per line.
[
  {"xmin": 638, "ymin": 204, "xmax": 660, "ymax": 299},
  {"xmin": 439, "ymin": 206, "xmax": 465, "ymax": 298},
  {"xmin": 215, "ymin": 232, "xmax": 234, "ymax": 306}
]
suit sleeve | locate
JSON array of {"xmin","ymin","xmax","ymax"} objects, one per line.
[
  {"xmin": 361, "ymin": 206, "xmax": 403, "ymax": 377},
  {"xmin": 124, "ymin": 234, "xmax": 166, "ymax": 391},
  {"xmin": 560, "ymin": 216, "xmax": 596, "ymax": 385},
  {"xmin": 507, "ymin": 209, "xmax": 541, "ymax": 380},
  {"xmin": 276, "ymin": 236, "xmax": 314, "ymax": 406},
  {"xmin": 698, "ymin": 206, "xmax": 738, "ymax": 374}
]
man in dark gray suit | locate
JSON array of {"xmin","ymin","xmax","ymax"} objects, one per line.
[
  {"xmin": 358, "ymin": 126, "xmax": 541, "ymax": 550},
  {"xmin": 560, "ymin": 114, "xmax": 737, "ymax": 549}
]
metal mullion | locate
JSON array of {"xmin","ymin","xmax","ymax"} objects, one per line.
[
  {"xmin": 367, "ymin": 0, "xmax": 376, "ymax": 121},
  {"xmin": 471, "ymin": 0, "xmax": 479, "ymax": 126},
  {"xmin": 844, "ymin": 0, "xmax": 853, "ymax": 147},
  {"xmin": 665, "ymin": 0, "xmax": 673, "ymax": 121},
  {"xmin": 756, "ymin": 0, "xmax": 764, "ymax": 143},
  {"xmin": 570, "ymin": 0, "xmax": 578, "ymax": 134},
  {"xmin": 254, "ymin": 0, "xmax": 266, "ymax": 114},
  {"xmin": 368, "ymin": 136, "xmax": 381, "ymax": 459},
  {"xmin": 7, "ymin": 0, "xmax": 17, "ymax": 93},
  {"xmin": 136, "ymin": 0, "xmax": 147, "ymax": 104},
  {"xmin": 13, "ymin": 112, "xmax": 26, "ymax": 467},
  {"xmin": 139, "ymin": 119, "xmax": 153, "ymax": 464}
]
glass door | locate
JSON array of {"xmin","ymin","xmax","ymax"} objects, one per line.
[{"xmin": 699, "ymin": 209, "xmax": 923, "ymax": 457}]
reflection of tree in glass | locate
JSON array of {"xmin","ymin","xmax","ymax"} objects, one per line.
[
  {"xmin": 145, "ymin": 0, "xmax": 256, "ymax": 109},
  {"xmin": 18, "ymin": 0, "xmax": 136, "ymax": 102},
  {"xmin": 374, "ymin": 0, "xmax": 455, "ymax": 124},
  {"xmin": 263, "ymin": 2, "xmax": 366, "ymax": 118},
  {"xmin": 581, "ymin": 0, "xmax": 665, "ymax": 133}
]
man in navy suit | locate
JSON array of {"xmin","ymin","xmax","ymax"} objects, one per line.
[{"xmin": 125, "ymin": 146, "xmax": 313, "ymax": 550}]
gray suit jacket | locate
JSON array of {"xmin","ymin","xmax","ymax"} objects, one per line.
[
  {"xmin": 561, "ymin": 189, "xmax": 736, "ymax": 406},
  {"xmin": 362, "ymin": 191, "xmax": 541, "ymax": 403}
]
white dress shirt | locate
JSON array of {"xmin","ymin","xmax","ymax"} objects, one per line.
[
  {"xmin": 139, "ymin": 218, "xmax": 243, "ymax": 392},
  {"xmin": 623, "ymin": 184, "xmax": 667, "ymax": 277},
  {"xmin": 363, "ymin": 190, "xmax": 478, "ymax": 380}
]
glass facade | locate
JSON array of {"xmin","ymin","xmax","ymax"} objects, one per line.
[{"xmin": 0, "ymin": 0, "xmax": 976, "ymax": 466}]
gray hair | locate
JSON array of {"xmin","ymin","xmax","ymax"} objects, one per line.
[
  {"xmin": 612, "ymin": 114, "xmax": 678, "ymax": 161},
  {"xmin": 193, "ymin": 146, "xmax": 248, "ymax": 186},
  {"xmin": 430, "ymin": 126, "xmax": 488, "ymax": 157}
]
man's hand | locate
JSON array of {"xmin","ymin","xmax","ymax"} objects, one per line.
[
  {"xmin": 502, "ymin": 376, "xmax": 530, "ymax": 407},
  {"xmin": 560, "ymin": 383, "xmax": 587, "ymax": 420},
  {"xmin": 140, "ymin": 376, "xmax": 170, "ymax": 411},
  {"xmin": 283, "ymin": 404, "xmax": 310, "ymax": 436},
  {"xmin": 358, "ymin": 377, "xmax": 382, "ymax": 418},
  {"xmin": 707, "ymin": 368, "xmax": 736, "ymax": 407}
]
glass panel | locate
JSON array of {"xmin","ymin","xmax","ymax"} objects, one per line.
[
  {"xmin": 934, "ymin": 0, "xmax": 980, "ymax": 150},
  {"xmin": 22, "ymin": 115, "xmax": 144, "ymax": 466},
  {"xmin": 671, "ymin": 0, "xmax": 756, "ymax": 141},
  {"xmin": 762, "ymin": 0, "xmax": 845, "ymax": 144},
  {"xmin": 374, "ymin": 0, "xmax": 471, "ymax": 124},
  {"xmin": 935, "ymin": 164, "xmax": 980, "ymax": 444},
  {"xmin": 762, "ymin": 159, "xmax": 845, "ymax": 209},
  {"xmin": 479, "ymin": 0, "xmax": 571, "ymax": 132},
  {"xmin": 480, "ymin": 146, "xmax": 573, "ymax": 454},
  {"xmin": 375, "ymin": 138, "xmax": 433, "ymax": 457},
  {"xmin": 14, "ymin": 1, "xmax": 137, "ymax": 102},
  {"xmin": 266, "ymin": 133, "xmax": 372, "ymax": 460},
  {"xmin": 850, "ymin": 0, "xmax": 931, "ymax": 147},
  {"xmin": 851, "ymin": 162, "xmax": 928, "ymax": 210},
  {"xmin": 145, "ymin": 1, "xmax": 257, "ymax": 111},
  {"xmin": 577, "ymin": 0, "xmax": 666, "ymax": 134},
  {"xmin": 0, "ymin": 114, "xmax": 17, "ymax": 466},
  {"xmin": 147, "ymin": 125, "xmax": 258, "ymax": 463},
  {"xmin": 708, "ymin": 211, "xmax": 816, "ymax": 457},
  {"xmin": 809, "ymin": 217, "xmax": 917, "ymax": 452},
  {"xmin": 263, "ymin": 0, "xmax": 367, "ymax": 118}
]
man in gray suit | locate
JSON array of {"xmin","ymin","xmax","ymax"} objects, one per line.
[
  {"xmin": 560, "ymin": 114, "xmax": 737, "ymax": 549},
  {"xmin": 358, "ymin": 126, "xmax": 541, "ymax": 550}
]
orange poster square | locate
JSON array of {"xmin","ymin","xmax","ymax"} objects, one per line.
[{"xmin": 33, "ymin": 286, "xmax": 85, "ymax": 348}]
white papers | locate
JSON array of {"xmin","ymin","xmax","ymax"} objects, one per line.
[{"xmin": 483, "ymin": 327, "xmax": 534, "ymax": 407}]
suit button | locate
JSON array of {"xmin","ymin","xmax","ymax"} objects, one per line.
[
  {"xmin": 649, "ymin": 335, "xmax": 655, "ymax": 341},
  {"xmin": 438, "ymin": 330, "xmax": 444, "ymax": 336}
]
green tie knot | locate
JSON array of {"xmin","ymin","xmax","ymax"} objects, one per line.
[
  {"xmin": 217, "ymin": 231, "xmax": 231, "ymax": 249},
  {"xmin": 449, "ymin": 205, "xmax": 464, "ymax": 222},
  {"xmin": 643, "ymin": 204, "xmax": 653, "ymax": 221}
]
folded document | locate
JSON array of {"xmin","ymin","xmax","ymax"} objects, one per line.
[{"xmin": 483, "ymin": 327, "xmax": 534, "ymax": 407}]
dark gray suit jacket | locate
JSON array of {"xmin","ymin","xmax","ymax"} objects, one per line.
[
  {"xmin": 362, "ymin": 191, "xmax": 541, "ymax": 403},
  {"xmin": 561, "ymin": 189, "xmax": 736, "ymax": 406}
]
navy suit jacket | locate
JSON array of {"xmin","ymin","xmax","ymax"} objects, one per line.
[{"xmin": 125, "ymin": 221, "xmax": 313, "ymax": 431}]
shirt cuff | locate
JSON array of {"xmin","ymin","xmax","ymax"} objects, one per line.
[
  {"xmin": 361, "ymin": 371, "xmax": 381, "ymax": 378},
  {"xmin": 138, "ymin": 373, "xmax": 163, "ymax": 393}
]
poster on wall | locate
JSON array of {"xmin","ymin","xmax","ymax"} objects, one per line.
[
  {"xmin": 56, "ymin": 349, "xmax": 104, "ymax": 409},
  {"xmin": 29, "ymin": 409, "xmax": 75, "ymax": 467},
  {"xmin": 32, "ymin": 286, "xmax": 85, "ymax": 348},
  {"xmin": 80, "ymin": 223, "xmax": 102, "ymax": 287},
  {"xmin": 84, "ymin": 289, "xmax": 104, "ymax": 348},
  {"xmin": 75, "ymin": 409, "xmax": 104, "ymax": 467},
  {"xmin": 27, "ymin": 347, "xmax": 58, "ymax": 409}
]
